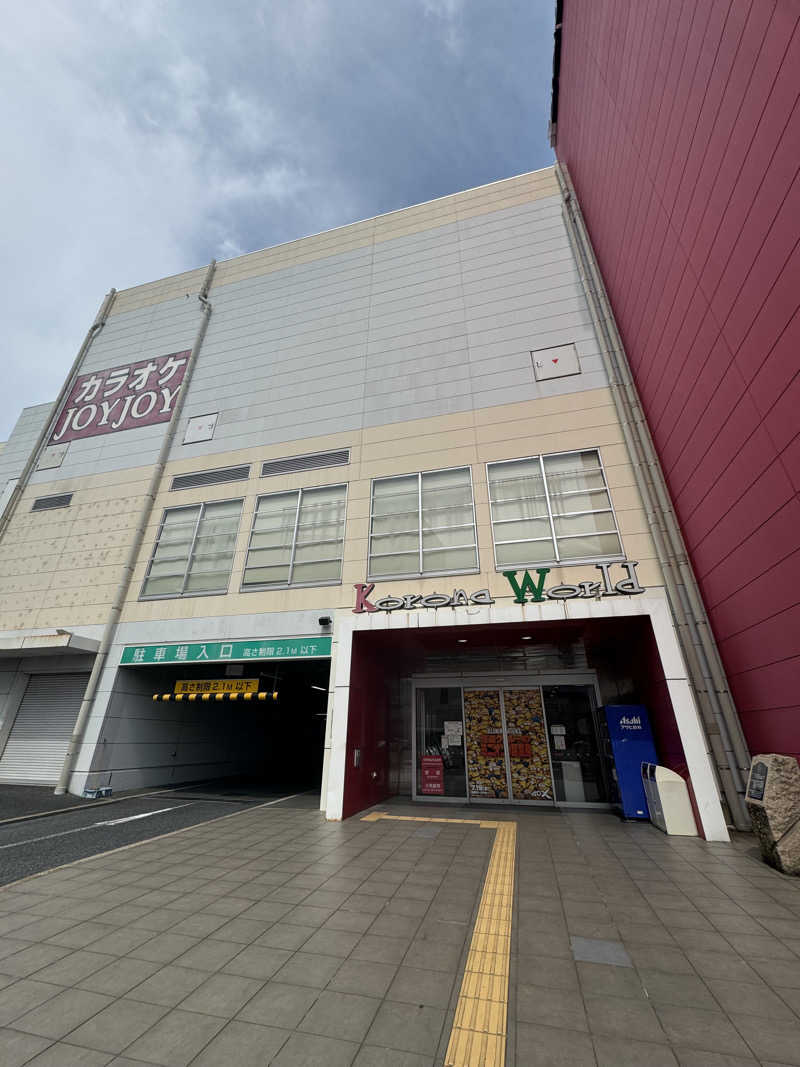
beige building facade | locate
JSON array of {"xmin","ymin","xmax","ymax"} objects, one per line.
[{"xmin": 0, "ymin": 168, "xmax": 729, "ymax": 839}]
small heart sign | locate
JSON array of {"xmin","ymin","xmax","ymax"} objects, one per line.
[{"xmin": 552, "ymin": 358, "xmax": 559, "ymax": 364}]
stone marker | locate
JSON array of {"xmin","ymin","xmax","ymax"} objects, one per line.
[{"xmin": 746, "ymin": 754, "xmax": 800, "ymax": 876}]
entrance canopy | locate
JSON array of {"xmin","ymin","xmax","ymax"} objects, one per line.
[{"xmin": 326, "ymin": 601, "xmax": 730, "ymax": 841}]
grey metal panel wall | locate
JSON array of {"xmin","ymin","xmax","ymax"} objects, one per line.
[
  {"xmin": 28, "ymin": 296, "xmax": 209, "ymax": 484},
  {"xmin": 0, "ymin": 403, "xmax": 54, "ymax": 487},
  {"xmin": 14, "ymin": 188, "xmax": 609, "ymax": 480},
  {"xmin": 84, "ymin": 665, "xmax": 264, "ymax": 792},
  {"xmin": 177, "ymin": 246, "xmax": 374, "ymax": 459},
  {"xmin": 173, "ymin": 192, "xmax": 607, "ymax": 459}
]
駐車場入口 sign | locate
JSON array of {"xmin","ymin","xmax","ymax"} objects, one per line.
[{"xmin": 120, "ymin": 637, "xmax": 332, "ymax": 666}]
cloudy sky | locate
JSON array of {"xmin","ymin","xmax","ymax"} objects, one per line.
[{"xmin": 1, "ymin": 0, "xmax": 556, "ymax": 440}]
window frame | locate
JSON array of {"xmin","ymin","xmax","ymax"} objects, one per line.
[
  {"xmin": 139, "ymin": 497, "xmax": 244, "ymax": 600},
  {"xmin": 240, "ymin": 482, "xmax": 349, "ymax": 591},
  {"xmin": 367, "ymin": 465, "xmax": 480, "ymax": 581},
  {"xmin": 486, "ymin": 449, "xmax": 624, "ymax": 570}
]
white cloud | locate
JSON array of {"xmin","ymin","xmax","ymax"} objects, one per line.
[
  {"xmin": 0, "ymin": 3, "xmax": 334, "ymax": 437},
  {"xmin": 0, "ymin": 0, "xmax": 553, "ymax": 440}
]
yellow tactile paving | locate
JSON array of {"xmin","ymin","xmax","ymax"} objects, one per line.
[{"xmin": 361, "ymin": 812, "xmax": 517, "ymax": 1067}]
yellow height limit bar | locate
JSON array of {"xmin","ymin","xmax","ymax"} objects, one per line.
[{"xmin": 361, "ymin": 813, "xmax": 516, "ymax": 1067}]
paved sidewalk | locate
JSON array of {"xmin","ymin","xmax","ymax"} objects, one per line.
[{"xmin": 0, "ymin": 798, "xmax": 797, "ymax": 1066}]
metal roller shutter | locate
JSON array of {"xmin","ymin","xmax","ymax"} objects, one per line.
[{"xmin": 0, "ymin": 673, "xmax": 90, "ymax": 784}]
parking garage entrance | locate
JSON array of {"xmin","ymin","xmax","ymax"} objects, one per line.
[{"xmin": 87, "ymin": 637, "xmax": 331, "ymax": 796}]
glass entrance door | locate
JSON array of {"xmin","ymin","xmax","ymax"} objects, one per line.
[
  {"xmin": 502, "ymin": 689, "xmax": 554, "ymax": 802},
  {"xmin": 464, "ymin": 689, "xmax": 509, "ymax": 799},
  {"xmin": 412, "ymin": 682, "xmax": 605, "ymax": 806},
  {"xmin": 463, "ymin": 688, "xmax": 554, "ymax": 803},
  {"xmin": 542, "ymin": 685, "xmax": 608, "ymax": 803},
  {"xmin": 414, "ymin": 687, "xmax": 467, "ymax": 798}
]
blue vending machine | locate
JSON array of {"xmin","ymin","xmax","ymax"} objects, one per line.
[{"xmin": 604, "ymin": 705, "xmax": 658, "ymax": 819}]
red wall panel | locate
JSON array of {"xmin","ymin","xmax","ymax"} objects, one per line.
[
  {"xmin": 556, "ymin": 0, "xmax": 800, "ymax": 760},
  {"xmin": 690, "ymin": 459, "xmax": 796, "ymax": 571},
  {"xmin": 341, "ymin": 635, "xmax": 392, "ymax": 819},
  {"xmin": 711, "ymin": 549, "xmax": 800, "ymax": 641},
  {"xmin": 747, "ymin": 308, "xmax": 799, "ymax": 414}
]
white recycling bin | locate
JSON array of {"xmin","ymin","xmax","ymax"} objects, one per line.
[{"xmin": 641, "ymin": 764, "xmax": 697, "ymax": 836}]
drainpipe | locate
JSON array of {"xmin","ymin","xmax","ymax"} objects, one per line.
[
  {"xmin": 55, "ymin": 261, "xmax": 217, "ymax": 795},
  {"xmin": 555, "ymin": 163, "xmax": 751, "ymax": 829},
  {"xmin": 0, "ymin": 289, "xmax": 117, "ymax": 546}
]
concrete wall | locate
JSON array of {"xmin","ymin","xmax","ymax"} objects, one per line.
[
  {"xmin": 85, "ymin": 665, "xmax": 264, "ymax": 793},
  {"xmin": 0, "ymin": 463, "xmax": 153, "ymax": 631},
  {"xmin": 119, "ymin": 387, "xmax": 658, "ymax": 626},
  {"xmin": 554, "ymin": 0, "xmax": 800, "ymax": 761}
]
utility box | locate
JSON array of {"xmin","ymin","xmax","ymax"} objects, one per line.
[
  {"xmin": 604, "ymin": 705, "xmax": 657, "ymax": 819},
  {"xmin": 746, "ymin": 754, "xmax": 800, "ymax": 876},
  {"xmin": 642, "ymin": 764, "xmax": 697, "ymax": 836}
]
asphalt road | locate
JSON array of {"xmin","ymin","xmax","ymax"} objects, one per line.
[{"xmin": 0, "ymin": 787, "xmax": 314, "ymax": 887}]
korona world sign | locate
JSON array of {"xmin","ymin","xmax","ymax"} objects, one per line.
[
  {"xmin": 353, "ymin": 560, "xmax": 645, "ymax": 613},
  {"xmin": 49, "ymin": 351, "xmax": 191, "ymax": 444}
]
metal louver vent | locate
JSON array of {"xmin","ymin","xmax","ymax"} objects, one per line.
[
  {"xmin": 261, "ymin": 449, "xmax": 350, "ymax": 479},
  {"xmin": 170, "ymin": 465, "xmax": 250, "ymax": 491},
  {"xmin": 31, "ymin": 493, "xmax": 73, "ymax": 512}
]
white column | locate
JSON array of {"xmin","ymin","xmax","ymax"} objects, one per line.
[
  {"xmin": 324, "ymin": 615, "xmax": 354, "ymax": 820},
  {"xmin": 645, "ymin": 598, "xmax": 729, "ymax": 842}
]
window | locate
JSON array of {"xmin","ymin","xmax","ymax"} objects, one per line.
[
  {"xmin": 141, "ymin": 499, "xmax": 243, "ymax": 598},
  {"xmin": 368, "ymin": 467, "xmax": 478, "ymax": 579},
  {"xmin": 487, "ymin": 450, "xmax": 622, "ymax": 567},
  {"xmin": 242, "ymin": 484, "xmax": 347, "ymax": 588}
]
